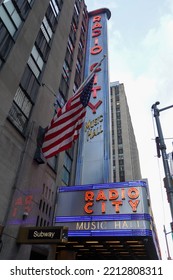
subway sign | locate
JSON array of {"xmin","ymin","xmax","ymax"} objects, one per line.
[
  {"xmin": 75, "ymin": 8, "xmax": 111, "ymax": 185},
  {"xmin": 55, "ymin": 181, "xmax": 152, "ymax": 237},
  {"xmin": 17, "ymin": 226, "xmax": 68, "ymax": 244}
]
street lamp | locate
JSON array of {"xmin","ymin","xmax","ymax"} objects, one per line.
[{"xmin": 151, "ymin": 102, "xmax": 173, "ymax": 223}]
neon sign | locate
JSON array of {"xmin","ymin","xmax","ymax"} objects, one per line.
[
  {"xmin": 84, "ymin": 187, "xmax": 140, "ymax": 214},
  {"xmin": 75, "ymin": 8, "xmax": 111, "ymax": 185},
  {"xmin": 12, "ymin": 195, "xmax": 33, "ymax": 218},
  {"xmin": 88, "ymin": 14, "xmax": 103, "ymax": 114},
  {"xmin": 85, "ymin": 115, "xmax": 103, "ymax": 141}
]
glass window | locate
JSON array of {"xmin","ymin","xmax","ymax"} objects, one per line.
[
  {"xmin": 28, "ymin": 56, "xmax": 40, "ymax": 78},
  {"xmin": 0, "ymin": 1, "xmax": 22, "ymax": 36},
  {"xmin": 50, "ymin": 0, "xmax": 59, "ymax": 17},
  {"xmin": 62, "ymin": 60, "xmax": 70, "ymax": 82},
  {"xmin": 47, "ymin": 155, "xmax": 58, "ymax": 171},
  {"xmin": 28, "ymin": 45, "xmax": 44, "ymax": 78},
  {"xmin": 0, "ymin": 5, "xmax": 16, "ymax": 36},
  {"xmin": 79, "ymin": 40, "xmax": 83, "ymax": 52},
  {"xmin": 62, "ymin": 168, "xmax": 70, "ymax": 186},
  {"xmin": 62, "ymin": 152, "xmax": 72, "ymax": 185},
  {"xmin": 74, "ymin": 3, "xmax": 79, "ymax": 16},
  {"xmin": 32, "ymin": 46, "xmax": 44, "ymax": 69},
  {"xmin": 73, "ymin": 82, "xmax": 78, "ymax": 94},
  {"xmin": 67, "ymin": 37, "xmax": 74, "ymax": 54},
  {"xmin": 41, "ymin": 17, "xmax": 53, "ymax": 42},
  {"xmin": 55, "ymin": 92, "xmax": 65, "ymax": 108},
  {"xmin": 0, "ymin": 19, "xmax": 14, "ymax": 62},
  {"xmin": 8, "ymin": 87, "xmax": 32, "ymax": 133},
  {"xmin": 64, "ymin": 152, "xmax": 72, "ymax": 171},
  {"xmin": 71, "ymin": 21, "xmax": 77, "ymax": 33},
  {"xmin": 76, "ymin": 58, "xmax": 81, "ymax": 73},
  {"xmin": 81, "ymin": 22, "xmax": 85, "ymax": 33},
  {"xmin": 118, "ymin": 135, "xmax": 122, "ymax": 145},
  {"xmin": 13, "ymin": 87, "xmax": 32, "ymax": 117}
]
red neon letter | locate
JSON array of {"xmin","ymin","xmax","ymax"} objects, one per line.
[
  {"xmin": 85, "ymin": 191, "xmax": 94, "ymax": 201},
  {"xmin": 92, "ymin": 86, "xmax": 101, "ymax": 98},
  {"xmin": 92, "ymin": 23, "xmax": 102, "ymax": 30},
  {"xmin": 90, "ymin": 45, "xmax": 103, "ymax": 55},
  {"xmin": 128, "ymin": 187, "xmax": 139, "ymax": 199},
  {"xmin": 90, "ymin": 63, "xmax": 101, "ymax": 73},
  {"xmin": 92, "ymin": 30, "xmax": 101, "ymax": 38},
  {"xmin": 84, "ymin": 202, "xmax": 93, "ymax": 214},
  {"xmin": 96, "ymin": 190, "xmax": 107, "ymax": 201},
  {"xmin": 93, "ymin": 16, "xmax": 101, "ymax": 23},
  {"xmin": 88, "ymin": 100, "xmax": 102, "ymax": 114},
  {"xmin": 128, "ymin": 200, "xmax": 140, "ymax": 212},
  {"xmin": 112, "ymin": 201, "xmax": 123, "ymax": 213},
  {"xmin": 109, "ymin": 189, "xmax": 119, "ymax": 200}
]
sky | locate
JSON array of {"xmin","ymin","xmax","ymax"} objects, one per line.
[{"xmin": 85, "ymin": 0, "xmax": 173, "ymax": 259}]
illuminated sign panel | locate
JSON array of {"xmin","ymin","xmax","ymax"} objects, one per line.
[
  {"xmin": 75, "ymin": 9, "xmax": 111, "ymax": 185},
  {"xmin": 55, "ymin": 181, "xmax": 152, "ymax": 237},
  {"xmin": 17, "ymin": 226, "xmax": 68, "ymax": 244}
]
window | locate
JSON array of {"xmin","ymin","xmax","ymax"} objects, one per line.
[
  {"xmin": 0, "ymin": 1, "xmax": 34, "ymax": 67},
  {"xmin": 81, "ymin": 22, "xmax": 85, "ymax": 33},
  {"xmin": 36, "ymin": 30, "xmax": 50, "ymax": 62},
  {"xmin": 76, "ymin": 58, "xmax": 81, "ymax": 73},
  {"xmin": 79, "ymin": 39, "xmax": 84, "ymax": 52},
  {"xmin": 116, "ymin": 112, "xmax": 121, "ymax": 119},
  {"xmin": 47, "ymin": 155, "xmax": 58, "ymax": 171},
  {"xmin": 0, "ymin": 19, "xmax": 14, "ymax": 64},
  {"xmin": 113, "ymin": 170, "xmax": 116, "ymax": 182},
  {"xmin": 28, "ymin": 45, "xmax": 44, "ymax": 78},
  {"xmin": 62, "ymin": 60, "xmax": 70, "ymax": 82},
  {"xmin": 119, "ymin": 159, "xmax": 124, "ymax": 165},
  {"xmin": 55, "ymin": 92, "xmax": 66, "ymax": 108},
  {"xmin": 8, "ymin": 87, "xmax": 33, "ymax": 133},
  {"xmin": 46, "ymin": 0, "xmax": 59, "ymax": 31},
  {"xmin": 15, "ymin": 0, "xmax": 34, "ymax": 19},
  {"xmin": 118, "ymin": 148, "xmax": 123, "ymax": 154},
  {"xmin": 74, "ymin": 3, "xmax": 79, "ymax": 16},
  {"xmin": 0, "ymin": 0, "xmax": 22, "ymax": 36},
  {"xmin": 118, "ymin": 135, "xmax": 122, "ymax": 145},
  {"xmin": 62, "ymin": 152, "xmax": 72, "ymax": 185},
  {"xmin": 71, "ymin": 20, "xmax": 77, "ymax": 33},
  {"xmin": 67, "ymin": 37, "xmax": 74, "ymax": 55},
  {"xmin": 50, "ymin": 0, "xmax": 60, "ymax": 17},
  {"xmin": 20, "ymin": 65, "xmax": 40, "ymax": 102},
  {"xmin": 41, "ymin": 17, "xmax": 53, "ymax": 43},
  {"xmin": 116, "ymin": 120, "xmax": 121, "ymax": 128},
  {"xmin": 73, "ymin": 82, "xmax": 78, "ymax": 94}
]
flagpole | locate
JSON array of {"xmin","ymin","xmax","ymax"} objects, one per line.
[{"xmin": 75, "ymin": 54, "xmax": 106, "ymax": 94}]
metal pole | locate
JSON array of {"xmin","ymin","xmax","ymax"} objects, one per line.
[
  {"xmin": 151, "ymin": 102, "xmax": 173, "ymax": 222},
  {"xmin": 163, "ymin": 225, "xmax": 172, "ymax": 259}
]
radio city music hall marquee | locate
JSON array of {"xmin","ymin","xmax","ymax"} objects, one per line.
[{"xmin": 55, "ymin": 181, "xmax": 152, "ymax": 236}]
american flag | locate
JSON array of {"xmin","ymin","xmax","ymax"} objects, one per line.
[{"xmin": 42, "ymin": 74, "xmax": 95, "ymax": 159}]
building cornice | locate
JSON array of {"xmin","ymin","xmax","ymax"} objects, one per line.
[{"xmin": 88, "ymin": 8, "xmax": 111, "ymax": 20}]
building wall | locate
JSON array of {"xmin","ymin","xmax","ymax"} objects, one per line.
[
  {"xmin": 0, "ymin": 0, "xmax": 87, "ymax": 260},
  {"xmin": 110, "ymin": 82, "xmax": 142, "ymax": 182}
]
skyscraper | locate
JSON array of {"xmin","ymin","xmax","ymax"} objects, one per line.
[
  {"xmin": 0, "ymin": 0, "xmax": 88, "ymax": 260},
  {"xmin": 110, "ymin": 82, "xmax": 142, "ymax": 182}
]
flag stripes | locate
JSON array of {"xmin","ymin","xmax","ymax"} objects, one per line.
[{"xmin": 42, "ymin": 74, "xmax": 95, "ymax": 159}]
